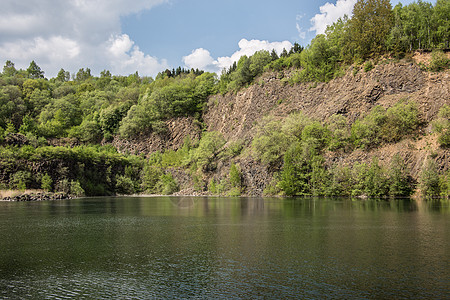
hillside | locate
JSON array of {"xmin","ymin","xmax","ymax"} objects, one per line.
[{"xmin": 105, "ymin": 55, "xmax": 449, "ymax": 197}]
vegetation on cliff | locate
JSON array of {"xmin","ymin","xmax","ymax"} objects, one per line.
[{"xmin": 0, "ymin": 0, "xmax": 449, "ymax": 199}]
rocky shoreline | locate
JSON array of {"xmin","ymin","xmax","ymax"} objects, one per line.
[{"xmin": 1, "ymin": 192, "xmax": 73, "ymax": 202}]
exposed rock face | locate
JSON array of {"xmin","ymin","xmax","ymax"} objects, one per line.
[
  {"xmin": 201, "ymin": 62, "xmax": 449, "ymax": 195},
  {"xmin": 204, "ymin": 62, "xmax": 448, "ymax": 142}
]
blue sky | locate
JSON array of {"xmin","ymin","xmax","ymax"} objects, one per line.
[{"xmin": 0, "ymin": 0, "xmax": 421, "ymax": 77}]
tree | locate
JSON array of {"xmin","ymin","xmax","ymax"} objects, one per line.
[
  {"xmin": 292, "ymin": 42, "xmax": 304, "ymax": 53},
  {"xmin": 432, "ymin": 0, "xmax": 450, "ymax": 48},
  {"xmin": 348, "ymin": 0, "xmax": 394, "ymax": 59},
  {"xmin": 3, "ymin": 60, "xmax": 17, "ymax": 77},
  {"xmin": 76, "ymin": 68, "xmax": 92, "ymax": 81},
  {"xmin": 27, "ymin": 60, "xmax": 44, "ymax": 79},
  {"xmin": 270, "ymin": 49, "xmax": 279, "ymax": 61},
  {"xmin": 56, "ymin": 68, "xmax": 70, "ymax": 82}
]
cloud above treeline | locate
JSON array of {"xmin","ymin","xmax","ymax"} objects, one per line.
[
  {"xmin": 183, "ymin": 39, "xmax": 293, "ymax": 74},
  {"xmin": 309, "ymin": 0, "xmax": 356, "ymax": 35},
  {"xmin": 0, "ymin": 0, "xmax": 169, "ymax": 77}
]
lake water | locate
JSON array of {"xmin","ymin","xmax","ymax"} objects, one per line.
[{"xmin": 0, "ymin": 196, "xmax": 449, "ymax": 299}]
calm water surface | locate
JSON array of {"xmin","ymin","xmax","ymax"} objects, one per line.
[{"xmin": 0, "ymin": 197, "xmax": 449, "ymax": 299}]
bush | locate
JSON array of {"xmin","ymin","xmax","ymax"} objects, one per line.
[
  {"xmin": 429, "ymin": 50, "xmax": 449, "ymax": 72},
  {"xmin": 115, "ymin": 175, "xmax": 135, "ymax": 194},
  {"xmin": 11, "ymin": 171, "xmax": 32, "ymax": 190},
  {"xmin": 433, "ymin": 105, "xmax": 450, "ymax": 147},
  {"xmin": 229, "ymin": 163, "xmax": 242, "ymax": 189},
  {"xmin": 70, "ymin": 180, "xmax": 85, "ymax": 197},
  {"xmin": 382, "ymin": 100, "xmax": 419, "ymax": 142},
  {"xmin": 189, "ymin": 131, "xmax": 225, "ymax": 171},
  {"xmin": 420, "ymin": 159, "xmax": 441, "ymax": 198},
  {"xmin": 155, "ymin": 173, "xmax": 179, "ymax": 195},
  {"xmin": 351, "ymin": 106, "xmax": 386, "ymax": 148},
  {"xmin": 389, "ymin": 154, "xmax": 413, "ymax": 197},
  {"xmin": 328, "ymin": 114, "xmax": 351, "ymax": 151},
  {"xmin": 141, "ymin": 164, "xmax": 164, "ymax": 193},
  {"xmin": 364, "ymin": 61, "xmax": 374, "ymax": 72},
  {"xmin": 41, "ymin": 173, "xmax": 53, "ymax": 192}
]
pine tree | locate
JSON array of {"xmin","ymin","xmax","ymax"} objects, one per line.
[{"xmin": 27, "ymin": 60, "xmax": 44, "ymax": 79}]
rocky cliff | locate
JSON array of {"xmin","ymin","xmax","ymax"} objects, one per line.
[{"xmin": 112, "ymin": 57, "xmax": 450, "ymax": 196}]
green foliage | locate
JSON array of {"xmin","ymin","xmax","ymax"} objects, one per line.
[
  {"xmin": 224, "ymin": 140, "xmax": 244, "ymax": 158},
  {"xmin": 208, "ymin": 178, "xmax": 226, "ymax": 195},
  {"xmin": 440, "ymin": 171, "xmax": 450, "ymax": 198},
  {"xmin": 155, "ymin": 173, "xmax": 179, "ymax": 195},
  {"xmin": 141, "ymin": 164, "xmax": 164, "ymax": 193},
  {"xmin": 420, "ymin": 159, "xmax": 441, "ymax": 197},
  {"xmin": 328, "ymin": 114, "xmax": 351, "ymax": 151},
  {"xmin": 41, "ymin": 173, "xmax": 53, "ymax": 192},
  {"xmin": 364, "ymin": 61, "xmax": 375, "ymax": 72},
  {"xmin": 27, "ymin": 61, "xmax": 44, "ymax": 79},
  {"xmin": 252, "ymin": 117, "xmax": 293, "ymax": 165},
  {"xmin": 119, "ymin": 73, "xmax": 216, "ymax": 138},
  {"xmin": 433, "ymin": 104, "xmax": 450, "ymax": 147},
  {"xmin": 277, "ymin": 142, "xmax": 328, "ymax": 196},
  {"xmin": 189, "ymin": 131, "xmax": 225, "ymax": 171},
  {"xmin": 351, "ymin": 106, "xmax": 387, "ymax": 148},
  {"xmin": 389, "ymin": 154, "xmax": 414, "ymax": 197},
  {"xmin": 229, "ymin": 163, "xmax": 242, "ymax": 189},
  {"xmin": 429, "ymin": 50, "xmax": 450, "ymax": 72},
  {"xmin": 388, "ymin": 1, "xmax": 449, "ymax": 53},
  {"xmin": 291, "ymin": 34, "xmax": 342, "ymax": 83},
  {"xmin": 351, "ymin": 101, "xmax": 420, "ymax": 148},
  {"xmin": 383, "ymin": 100, "xmax": 419, "ymax": 142},
  {"xmin": 70, "ymin": 180, "xmax": 85, "ymax": 197},
  {"xmin": 348, "ymin": 0, "xmax": 393, "ymax": 60},
  {"xmin": 11, "ymin": 171, "xmax": 31, "ymax": 190},
  {"xmin": 115, "ymin": 175, "xmax": 136, "ymax": 195}
]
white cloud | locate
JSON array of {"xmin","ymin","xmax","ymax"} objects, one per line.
[
  {"xmin": 0, "ymin": 0, "xmax": 168, "ymax": 77},
  {"xmin": 106, "ymin": 34, "xmax": 168, "ymax": 75},
  {"xmin": 182, "ymin": 48, "xmax": 215, "ymax": 71},
  {"xmin": 310, "ymin": 0, "xmax": 356, "ymax": 35},
  {"xmin": 183, "ymin": 39, "xmax": 293, "ymax": 74},
  {"xmin": 296, "ymin": 14, "xmax": 307, "ymax": 40}
]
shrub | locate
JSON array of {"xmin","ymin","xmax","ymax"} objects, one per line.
[
  {"xmin": 229, "ymin": 163, "xmax": 242, "ymax": 189},
  {"xmin": 141, "ymin": 164, "xmax": 164, "ymax": 193},
  {"xmin": 363, "ymin": 61, "xmax": 374, "ymax": 72},
  {"xmin": 277, "ymin": 142, "xmax": 311, "ymax": 196},
  {"xmin": 56, "ymin": 179, "xmax": 70, "ymax": 194},
  {"xmin": 11, "ymin": 171, "xmax": 32, "ymax": 190},
  {"xmin": 382, "ymin": 100, "xmax": 419, "ymax": 142},
  {"xmin": 252, "ymin": 117, "xmax": 294, "ymax": 165},
  {"xmin": 70, "ymin": 180, "xmax": 85, "ymax": 197},
  {"xmin": 41, "ymin": 173, "xmax": 53, "ymax": 192},
  {"xmin": 189, "ymin": 131, "xmax": 225, "ymax": 171},
  {"xmin": 433, "ymin": 105, "xmax": 450, "ymax": 147},
  {"xmin": 115, "ymin": 175, "xmax": 135, "ymax": 194},
  {"xmin": 420, "ymin": 159, "xmax": 441, "ymax": 198},
  {"xmin": 429, "ymin": 50, "xmax": 449, "ymax": 72},
  {"xmin": 388, "ymin": 154, "xmax": 413, "ymax": 197},
  {"xmin": 155, "ymin": 173, "xmax": 179, "ymax": 195},
  {"xmin": 328, "ymin": 114, "xmax": 351, "ymax": 151},
  {"xmin": 351, "ymin": 106, "xmax": 386, "ymax": 148}
]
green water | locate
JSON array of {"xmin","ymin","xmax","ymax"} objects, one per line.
[{"xmin": 0, "ymin": 197, "xmax": 449, "ymax": 299}]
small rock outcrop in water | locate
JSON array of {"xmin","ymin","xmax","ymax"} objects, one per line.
[{"xmin": 2, "ymin": 192, "xmax": 72, "ymax": 202}]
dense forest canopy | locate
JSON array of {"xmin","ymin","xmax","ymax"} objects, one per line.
[{"xmin": 0, "ymin": 0, "xmax": 449, "ymax": 198}]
